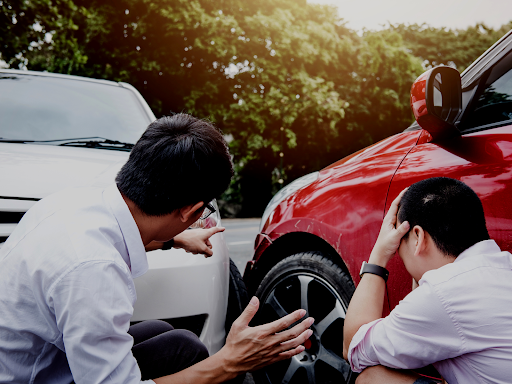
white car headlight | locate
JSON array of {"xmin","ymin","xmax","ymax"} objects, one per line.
[{"xmin": 259, "ymin": 172, "xmax": 319, "ymax": 232}]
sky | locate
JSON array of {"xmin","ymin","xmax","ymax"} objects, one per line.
[{"xmin": 307, "ymin": 0, "xmax": 512, "ymax": 31}]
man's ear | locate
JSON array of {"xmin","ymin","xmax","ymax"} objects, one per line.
[
  {"xmin": 413, "ymin": 225, "xmax": 427, "ymax": 257},
  {"xmin": 178, "ymin": 202, "xmax": 204, "ymax": 223}
]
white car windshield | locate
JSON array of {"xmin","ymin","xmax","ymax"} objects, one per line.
[{"xmin": 0, "ymin": 73, "xmax": 150, "ymax": 145}]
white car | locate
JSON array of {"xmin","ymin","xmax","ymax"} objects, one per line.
[{"xmin": 0, "ymin": 69, "xmax": 246, "ymax": 354}]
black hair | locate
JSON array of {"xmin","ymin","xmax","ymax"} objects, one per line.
[
  {"xmin": 116, "ymin": 114, "xmax": 233, "ymax": 216},
  {"xmin": 397, "ymin": 177, "xmax": 490, "ymax": 257}
]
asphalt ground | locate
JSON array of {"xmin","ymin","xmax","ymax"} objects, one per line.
[
  {"xmin": 221, "ymin": 218, "xmax": 261, "ymax": 274},
  {"xmin": 220, "ymin": 218, "xmax": 261, "ymax": 384}
]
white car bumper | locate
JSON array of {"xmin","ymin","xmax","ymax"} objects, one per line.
[{"xmin": 132, "ymin": 229, "xmax": 230, "ymax": 354}]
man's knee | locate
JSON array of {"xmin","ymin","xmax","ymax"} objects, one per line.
[
  {"xmin": 132, "ymin": 328, "xmax": 209, "ymax": 379},
  {"xmin": 143, "ymin": 319, "xmax": 175, "ymax": 332},
  {"xmin": 170, "ymin": 329, "xmax": 209, "ymax": 364}
]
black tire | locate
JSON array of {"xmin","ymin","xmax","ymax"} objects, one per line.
[
  {"xmin": 252, "ymin": 252, "xmax": 356, "ymax": 384},
  {"xmin": 225, "ymin": 258, "xmax": 249, "ymax": 384},
  {"xmin": 226, "ymin": 258, "xmax": 250, "ymax": 333}
]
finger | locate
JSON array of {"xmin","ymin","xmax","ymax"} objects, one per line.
[
  {"xmin": 206, "ymin": 226, "xmax": 225, "ymax": 238},
  {"xmin": 278, "ymin": 344, "xmax": 305, "ymax": 359},
  {"xmin": 386, "ymin": 188, "xmax": 408, "ymax": 224},
  {"xmin": 259, "ymin": 308, "xmax": 306, "ymax": 336},
  {"xmin": 253, "ymin": 345, "xmax": 306, "ymax": 371},
  {"xmin": 251, "ymin": 344, "xmax": 305, "ymax": 372},
  {"xmin": 202, "ymin": 245, "xmax": 213, "ymax": 257},
  {"xmin": 206, "ymin": 239, "xmax": 212, "ymax": 248},
  {"xmin": 395, "ymin": 220, "xmax": 410, "ymax": 239},
  {"xmin": 275, "ymin": 317, "xmax": 314, "ymax": 344},
  {"xmin": 277, "ymin": 328, "xmax": 313, "ymax": 353},
  {"xmin": 393, "ymin": 188, "xmax": 408, "ymax": 209},
  {"xmin": 234, "ymin": 296, "xmax": 259, "ymax": 328}
]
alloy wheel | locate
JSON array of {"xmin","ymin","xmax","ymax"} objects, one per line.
[{"xmin": 256, "ymin": 272, "xmax": 352, "ymax": 384}]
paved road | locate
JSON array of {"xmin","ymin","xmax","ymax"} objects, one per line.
[
  {"xmin": 220, "ymin": 218, "xmax": 260, "ymax": 384},
  {"xmin": 221, "ymin": 218, "xmax": 261, "ymax": 274}
]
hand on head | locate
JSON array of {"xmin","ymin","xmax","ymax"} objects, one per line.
[
  {"xmin": 220, "ymin": 296, "xmax": 314, "ymax": 374},
  {"xmin": 369, "ymin": 188, "xmax": 410, "ymax": 268}
]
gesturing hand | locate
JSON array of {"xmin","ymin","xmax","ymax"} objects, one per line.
[
  {"xmin": 174, "ymin": 227, "xmax": 225, "ymax": 257},
  {"xmin": 369, "ymin": 188, "xmax": 410, "ymax": 268},
  {"xmin": 219, "ymin": 297, "xmax": 314, "ymax": 375}
]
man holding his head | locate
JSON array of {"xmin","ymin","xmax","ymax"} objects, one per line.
[
  {"xmin": 343, "ymin": 177, "xmax": 512, "ymax": 383},
  {"xmin": 0, "ymin": 114, "xmax": 314, "ymax": 383}
]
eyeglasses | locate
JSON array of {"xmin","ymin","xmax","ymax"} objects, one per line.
[{"xmin": 199, "ymin": 201, "xmax": 216, "ymax": 220}]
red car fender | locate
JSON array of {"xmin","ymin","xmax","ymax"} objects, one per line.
[{"xmin": 249, "ymin": 130, "xmax": 423, "ymax": 292}]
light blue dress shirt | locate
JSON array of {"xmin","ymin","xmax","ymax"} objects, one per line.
[
  {"xmin": 349, "ymin": 240, "xmax": 512, "ymax": 384},
  {"xmin": 0, "ymin": 184, "xmax": 154, "ymax": 383}
]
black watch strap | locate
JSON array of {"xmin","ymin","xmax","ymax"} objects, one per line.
[
  {"xmin": 359, "ymin": 261, "xmax": 389, "ymax": 282},
  {"xmin": 162, "ymin": 238, "xmax": 175, "ymax": 250}
]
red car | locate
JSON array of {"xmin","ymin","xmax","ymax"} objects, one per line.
[{"xmin": 244, "ymin": 30, "xmax": 512, "ymax": 384}]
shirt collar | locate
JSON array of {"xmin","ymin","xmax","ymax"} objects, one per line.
[
  {"xmin": 419, "ymin": 239, "xmax": 503, "ymax": 285},
  {"xmin": 455, "ymin": 239, "xmax": 502, "ymax": 263},
  {"xmin": 103, "ymin": 184, "xmax": 148, "ymax": 278}
]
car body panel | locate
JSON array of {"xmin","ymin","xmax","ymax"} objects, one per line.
[
  {"xmin": 253, "ymin": 130, "xmax": 421, "ymax": 293},
  {"xmin": 132, "ymin": 230, "xmax": 230, "ymax": 351},
  {"xmin": 0, "ymin": 143, "xmax": 127, "ymax": 198},
  {"xmin": 248, "ymin": 31, "xmax": 512, "ymax": 319},
  {"xmin": 386, "ymin": 124, "xmax": 512, "ymax": 307}
]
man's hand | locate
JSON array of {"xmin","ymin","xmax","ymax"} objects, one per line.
[
  {"xmin": 144, "ymin": 228, "xmax": 225, "ymax": 255},
  {"xmin": 153, "ymin": 297, "xmax": 314, "ymax": 384},
  {"xmin": 369, "ymin": 189, "xmax": 410, "ymax": 268},
  {"xmin": 173, "ymin": 227, "xmax": 225, "ymax": 257},
  {"xmin": 219, "ymin": 296, "xmax": 314, "ymax": 374}
]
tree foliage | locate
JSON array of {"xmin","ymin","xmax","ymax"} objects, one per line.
[
  {"xmin": 391, "ymin": 22, "xmax": 512, "ymax": 71},
  {"xmin": 1, "ymin": 0, "xmax": 510, "ymax": 215}
]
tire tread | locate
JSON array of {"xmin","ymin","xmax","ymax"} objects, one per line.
[{"xmin": 253, "ymin": 251, "xmax": 356, "ymax": 384}]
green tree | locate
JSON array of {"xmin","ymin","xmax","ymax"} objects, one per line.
[
  {"xmin": 1, "ymin": 1, "xmax": 510, "ymax": 215},
  {"xmin": 391, "ymin": 22, "xmax": 512, "ymax": 71},
  {"xmin": 0, "ymin": 0, "xmax": 91, "ymax": 72}
]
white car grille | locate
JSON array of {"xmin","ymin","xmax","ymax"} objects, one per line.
[{"xmin": 0, "ymin": 211, "xmax": 25, "ymax": 245}]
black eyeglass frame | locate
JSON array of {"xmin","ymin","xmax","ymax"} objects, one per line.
[{"xmin": 199, "ymin": 201, "xmax": 216, "ymax": 220}]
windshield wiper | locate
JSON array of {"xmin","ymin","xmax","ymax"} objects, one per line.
[
  {"xmin": 0, "ymin": 139, "xmax": 35, "ymax": 143},
  {"xmin": 0, "ymin": 137, "xmax": 134, "ymax": 151},
  {"xmin": 58, "ymin": 138, "xmax": 134, "ymax": 151}
]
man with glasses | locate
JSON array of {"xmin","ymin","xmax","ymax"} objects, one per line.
[{"xmin": 0, "ymin": 114, "xmax": 314, "ymax": 383}]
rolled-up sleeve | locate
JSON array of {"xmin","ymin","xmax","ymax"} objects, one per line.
[
  {"xmin": 348, "ymin": 282, "xmax": 464, "ymax": 373},
  {"xmin": 49, "ymin": 260, "xmax": 152, "ymax": 384}
]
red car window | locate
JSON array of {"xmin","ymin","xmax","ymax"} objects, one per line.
[{"xmin": 463, "ymin": 53, "xmax": 512, "ymax": 131}]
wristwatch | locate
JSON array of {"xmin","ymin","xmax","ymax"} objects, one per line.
[{"xmin": 359, "ymin": 261, "xmax": 389, "ymax": 282}]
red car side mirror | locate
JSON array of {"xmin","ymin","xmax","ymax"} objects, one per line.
[{"xmin": 410, "ymin": 66, "xmax": 462, "ymax": 140}]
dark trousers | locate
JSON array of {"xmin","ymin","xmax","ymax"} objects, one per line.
[{"xmin": 128, "ymin": 320, "xmax": 209, "ymax": 380}]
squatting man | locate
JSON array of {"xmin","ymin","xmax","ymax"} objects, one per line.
[
  {"xmin": 0, "ymin": 114, "xmax": 314, "ymax": 383},
  {"xmin": 343, "ymin": 177, "xmax": 512, "ymax": 383}
]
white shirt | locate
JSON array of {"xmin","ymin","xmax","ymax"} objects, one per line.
[
  {"xmin": 0, "ymin": 184, "xmax": 155, "ymax": 384},
  {"xmin": 348, "ymin": 240, "xmax": 512, "ymax": 384}
]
